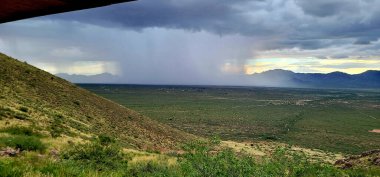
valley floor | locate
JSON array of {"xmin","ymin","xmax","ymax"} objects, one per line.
[{"xmin": 81, "ymin": 84, "xmax": 380, "ymax": 154}]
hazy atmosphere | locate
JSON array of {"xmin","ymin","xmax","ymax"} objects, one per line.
[{"xmin": 1, "ymin": 0, "xmax": 380, "ymax": 84}]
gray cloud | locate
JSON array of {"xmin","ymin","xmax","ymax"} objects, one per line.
[
  {"xmin": 1, "ymin": 0, "xmax": 380, "ymax": 84},
  {"xmin": 41, "ymin": 0, "xmax": 380, "ymax": 50},
  {"xmin": 295, "ymin": 0, "xmax": 356, "ymax": 17}
]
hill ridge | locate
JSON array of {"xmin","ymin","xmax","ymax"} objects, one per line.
[
  {"xmin": 0, "ymin": 52, "xmax": 195, "ymax": 150},
  {"xmin": 250, "ymin": 69, "xmax": 380, "ymax": 88}
]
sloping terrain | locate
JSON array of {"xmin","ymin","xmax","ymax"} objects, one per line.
[{"xmin": 0, "ymin": 52, "xmax": 195, "ymax": 150}]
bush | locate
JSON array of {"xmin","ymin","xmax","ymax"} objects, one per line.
[
  {"xmin": 73, "ymin": 101, "xmax": 81, "ymax": 106},
  {"xmin": 98, "ymin": 134, "xmax": 115, "ymax": 146},
  {"xmin": 178, "ymin": 140, "xmax": 349, "ymax": 177},
  {"xmin": 19, "ymin": 106, "xmax": 28, "ymax": 113},
  {"xmin": 0, "ymin": 126, "xmax": 41, "ymax": 137},
  {"xmin": 0, "ymin": 107, "xmax": 13, "ymax": 118},
  {"xmin": 0, "ymin": 160, "xmax": 25, "ymax": 176},
  {"xmin": 50, "ymin": 114, "xmax": 65, "ymax": 138},
  {"xmin": 128, "ymin": 161, "xmax": 180, "ymax": 177},
  {"xmin": 61, "ymin": 141, "xmax": 126, "ymax": 171},
  {"xmin": 180, "ymin": 141, "xmax": 256, "ymax": 177},
  {"xmin": 0, "ymin": 135, "xmax": 46, "ymax": 152},
  {"xmin": 14, "ymin": 113, "xmax": 28, "ymax": 120}
]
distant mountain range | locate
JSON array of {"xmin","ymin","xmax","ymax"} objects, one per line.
[
  {"xmin": 56, "ymin": 70, "xmax": 380, "ymax": 89},
  {"xmin": 249, "ymin": 69, "xmax": 380, "ymax": 88},
  {"xmin": 56, "ymin": 73, "xmax": 120, "ymax": 83}
]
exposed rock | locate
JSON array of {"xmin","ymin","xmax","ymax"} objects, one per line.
[
  {"xmin": 0, "ymin": 147, "xmax": 20, "ymax": 157},
  {"xmin": 361, "ymin": 149, "xmax": 380, "ymax": 157},
  {"xmin": 373, "ymin": 157, "xmax": 380, "ymax": 166},
  {"xmin": 335, "ymin": 149, "xmax": 380, "ymax": 169},
  {"xmin": 50, "ymin": 148, "xmax": 60, "ymax": 157}
]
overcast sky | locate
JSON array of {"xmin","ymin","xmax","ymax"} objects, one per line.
[{"xmin": 1, "ymin": 0, "xmax": 380, "ymax": 84}]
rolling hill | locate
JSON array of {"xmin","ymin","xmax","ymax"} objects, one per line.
[
  {"xmin": 249, "ymin": 69, "xmax": 380, "ymax": 88},
  {"xmin": 0, "ymin": 52, "xmax": 195, "ymax": 150}
]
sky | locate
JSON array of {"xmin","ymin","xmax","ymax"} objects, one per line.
[{"xmin": 0, "ymin": 0, "xmax": 380, "ymax": 85}]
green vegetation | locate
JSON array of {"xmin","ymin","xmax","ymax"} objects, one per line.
[
  {"xmin": 49, "ymin": 114, "xmax": 65, "ymax": 138},
  {"xmin": 61, "ymin": 141, "xmax": 127, "ymax": 170},
  {"xmin": 0, "ymin": 135, "xmax": 46, "ymax": 152},
  {"xmin": 82, "ymin": 85, "xmax": 380, "ymax": 154},
  {"xmin": 1, "ymin": 138, "xmax": 379, "ymax": 176},
  {"xmin": 0, "ymin": 126, "xmax": 41, "ymax": 137},
  {"xmin": 19, "ymin": 106, "xmax": 29, "ymax": 113}
]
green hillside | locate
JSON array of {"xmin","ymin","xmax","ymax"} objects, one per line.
[{"xmin": 0, "ymin": 52, "xmax": 196, "ymax": 151}]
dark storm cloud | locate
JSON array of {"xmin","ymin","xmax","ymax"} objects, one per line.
[
  {"xmin": 43, "ymin": 0, "xmax": 380, "ymax": 51},
  {"xmin": 49, "ymin": 0, "xmax": 265, "ymax": 35},
  {"xmin": 295, "ymin": 0, "xmax": 355, "ymax": 17},
  {"xmin": 354, "ymin": 38, "xmax": 372, "ymax": 45}
]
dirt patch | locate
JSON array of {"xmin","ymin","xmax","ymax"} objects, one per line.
[{"xmin": 369, "ymin": 129, "xmax": 380, "ymax": 133}]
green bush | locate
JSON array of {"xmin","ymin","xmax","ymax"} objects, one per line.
[
  {"xmin": 19, "ymin": 106, "xmax": 28, "ymax": 113},
  {"xmin": 98, "ymin": 134, "xmax": 115, "ymax": 146},
  {"xmin": 0, "ymin": 135, "xmax": 46, "ymax": 152},
  {"xmin": 0, "ymin": 107, "xmax": 13, "ymax": 118},
  {"xmin": 0, "ymin": 160, "xmax": 25, "ymax": 177},
  {"xmin": 128, "ymin": 161, "xmax": 180, "ymax": 177},
  {"xmin": 0, "ymin": 126, "xmax": 41, "ymax": 137},
  {"xmin": 180, "ymin": 141, "xmax": 256, "ymax": 177},
  {"xmin": 14, "ymin": 112, "xmax": 28, "ymax": 120},
  {"xmin": 61, "ymin": 141, "xmax": 126, "ymax": 171},
  {"xmin": 50, "ymin": 114, "xmax": 65, "ymax": 138}
]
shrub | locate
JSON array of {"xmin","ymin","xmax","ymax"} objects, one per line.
[
  {"xmin": 0, "ymin": 126, "xmax": 40, "ymax": 136},
  {"xmin": 128, "ymin": 161, "xmax": 179, "ymax": 177},
  {"xmin": 180, "ymin": 141, "xmax": 256, "ymax": 177},
  {"xmin": 73, "ymin": 101, "xmax": 80, "ymax": 106},
  {"xmin": 14, "ymin": 113, "xmax": 28, "ymax": 120},
  {"xmin": 19, "ymin": 106, "xmax": 28, "ymax": 113},
  {"xmin": 98, "ymin": 134, "xmax": 115, "ymax": 146},
  {"xmin": 0, "ymin": 160, "xmax": 25, "ymax": 176},
  {"xmin": 61, "ymin": 141, "xmax": 126, "ymax": 171},
  {"xmin": 0, "ymin": 135, "xmax": 46, "ymax": 152},
  {"xmin": 50, "ymin": 114, "xmax": 65, "ymax": 138},
  {"xmin": 0, "ymin": 107, "xmax": 28, "ymax": 120},
  {"xmin": 178, "ymin": 140, "xmax": 348, "ymax": 177}
]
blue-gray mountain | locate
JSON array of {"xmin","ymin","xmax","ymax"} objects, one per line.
[
  {"xmin": 56, "ymin": 70, "xmax": 380, "ymax": 88},
  {"xmin": 56, "ymin": 73, "xmax": 120, "ymax": 84},
  {"xmin": 249, "ymin": 70, "xmax": 380, "ymax": 89}
]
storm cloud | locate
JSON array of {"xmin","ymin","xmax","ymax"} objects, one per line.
[
  {"xmin": 0, "ymin": 0, "xmax": 380, "ymax": 84},
  {"xmin": 46, "ymin": 0, "xmax": 380, "ymax": 48}
]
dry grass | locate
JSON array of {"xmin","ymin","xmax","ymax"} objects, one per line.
[{"xmin": 221, "ymin": 140, "xmax": 344, "ymax": 164}]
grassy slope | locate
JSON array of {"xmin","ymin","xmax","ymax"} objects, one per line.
[{"xmin": 0, "ymin": 53, "xmax": 196, "ymax": 150}]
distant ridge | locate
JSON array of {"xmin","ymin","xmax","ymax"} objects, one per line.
[
  {"xmin": 249, "ymin": 69, "xmax": 380, "ymax": 88},
  {"xmin": 56, "ymin": 73, "xmax": 120, "ymax": 83}
]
